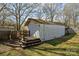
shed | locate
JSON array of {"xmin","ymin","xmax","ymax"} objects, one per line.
[
  {"xmin": 21, "ymin": 18, "xmax": 65, "ymax": 41},
  {"xmin": 0, "ymin": 26, "xmax": 16, "ymax": 40}
]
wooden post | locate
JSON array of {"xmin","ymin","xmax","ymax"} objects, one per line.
[{"xmin": 9, "ymin": 31, "xmax": 12, "ymax": 40}]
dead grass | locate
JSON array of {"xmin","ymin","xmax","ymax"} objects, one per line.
[{"xmin": 0, "ymin": 33, "xmax": 79, "ymax": 56}]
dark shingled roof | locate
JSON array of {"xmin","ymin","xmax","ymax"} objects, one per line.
[{"xmin": 24, "ymin": 18, "xmax": 65, "ymax": 26}]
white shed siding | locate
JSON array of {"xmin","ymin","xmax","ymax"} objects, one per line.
[
  {"xmin": 39, "ymin": 24, "xmax": 44, "ymax": 41},
  {"xmin": 40, "ymin": 25, "xmax": 65, "ymax": 41},
  {"xmin": 28, "ymin": 23, "xmax": 40, "ymax": 38},
  {"xmin": 28, "ymin": 23, "xmax": 65, "ymax": 41}
]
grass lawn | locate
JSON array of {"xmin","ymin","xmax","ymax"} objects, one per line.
[{"xmin": 0, "ymin": 33, "xmax": 79, "ymax": 56}]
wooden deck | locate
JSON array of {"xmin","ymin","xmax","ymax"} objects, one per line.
[
  {"xmin": 0, "ymin": 30, "xmax": 42, "ymax": 48},
  {"xmin": 0, "ymin": 37, "xmax": 42, "ymax": 48},
  {"xmin": 20, "ymin": 38, "xmax": 42, "ymax": 48}
]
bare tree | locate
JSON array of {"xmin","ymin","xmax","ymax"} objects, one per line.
[
  {"xmin": 0, "ymin": 3, "xmax": 6, "ymax": 13},
  {"xmin": 6, "ymin": 3, "xmax": 38, "ymax": 31},
  {"xmin": 64, "ymin": 3, "xmax": 79, "ymax": 27},
  {"xmin": 0, "ymin": 3, "xmax": 10, "ymax": 26},
  {"xmin": 29, "ymin": 4, "xmax": 45, "ymax": 20},
  {"xmin": 42, "ymin": 3, "xmax": 61, "ymax": 22}
]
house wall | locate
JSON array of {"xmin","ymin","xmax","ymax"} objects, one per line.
[
  {"xmin": 28, "ymin": 22, "xmax": 40, "ymax": 38},
  {"xmin": 0, "ymin": 31, "xmax": 10, "ymax": 40},
  {"xmin": 28, "ymin": 21, "xmax": 65, "ymax": 41},
  {"xmin": 21, "ymin": 20, "xmax": 39, "ymax": 31},
  {"xmin": 40, "ymin": 24, "xmax": 65, "ymax": 41}
]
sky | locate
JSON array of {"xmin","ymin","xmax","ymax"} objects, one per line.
[{"xmin": 2, "ymin": 3, "xmax": 79, "ymax": 24}]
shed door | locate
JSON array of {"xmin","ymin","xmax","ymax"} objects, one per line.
[
  {"xmin": 45, "ymin": 25, "xmax": 56, "ymax": 40},
  {"xmin": 40, "ymin": 24, "xmax": 65, "ymax": 41},
  {"xmin": 44, "ymin": 25, "xmax": 65, "ymax": 41}
]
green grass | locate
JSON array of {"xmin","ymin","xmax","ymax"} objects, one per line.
[{"xmin": 0, "ymin": 33, "xmax": 79, "ymax": 56}]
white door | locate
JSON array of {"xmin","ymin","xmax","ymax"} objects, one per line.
[
  {"xmin": 44, "ymin": 25, "xmax": 65, "ymax": 41},
  {"xmin": 44, "ymin": 25, "xmax": 55, "ymax": 40},
  {"xmin": 40, "ymin": 24, "xmax": 55, "ymax": 41}
]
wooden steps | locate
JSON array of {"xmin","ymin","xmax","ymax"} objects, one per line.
[{"xmin": 20, "ymin": 38, "xmax": 42, "ymax": 48}]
